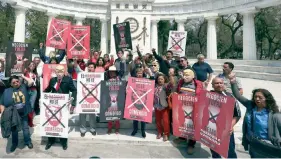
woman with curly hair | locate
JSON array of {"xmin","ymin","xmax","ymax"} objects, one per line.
[{"xmin": 229, "ymin": 73, "xmax": 281, "ymax": 158}]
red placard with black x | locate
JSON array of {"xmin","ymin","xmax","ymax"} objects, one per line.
[{"xmin": 79, "ymin": 81, "xmax": 100, "ymax": 104}]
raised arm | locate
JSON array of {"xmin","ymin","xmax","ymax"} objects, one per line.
[
  {"xmin": 38, "ymin": 43, "xmax": 47, "ymax": 63},
  {"xmin": 152, "ymin": 48, "xmax": 162, "ymax": 62},
  {"xmin": 57, "ymin": 49, "xmax": 66, "ymax": 63},
  {"xmin": 104, "ymin": 55, "xmax": 114, "ymax": 70},
  {"xmin": 229, "ymin": 73, "xmax": 252, "ymax": 108}
]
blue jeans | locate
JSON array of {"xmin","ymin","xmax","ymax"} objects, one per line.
[
  {"xmin": 210, "ymin": 133, "xmax": 237, "ymax": 158},
  {"xmin": 133, "ymin": 120, "xmax": 146, "ymax": 131},
  {"xmin": 29, "ymin": 90, "xmax": 37, "ymax": 110},
  {"xmin": 12, "ymin": 116, "xmax": 31, "ymax": 145}
]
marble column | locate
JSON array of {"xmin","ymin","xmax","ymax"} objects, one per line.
[
  {"xmin": 206, "ymin": 16, "xmax": 218, "ymax": 59},
  {"xmin": 14, "ymin": 8, "xmax": 26, "ymax": 42},
  {"xmin": 177, "ymin": 19, "xmax": 185, "ymax": 31},
  {"xmin": 151, "ymin": 19, "xmax": 159, "ymax": 51},
  {"xmin": 45, "ymin": 13, "xmax": 57, "ymax": 56},
  {"xmin": 75, "ymin": 17, "xmax": 84, "ymax": 25},
  {"xmin": 100, "ymin": 19, "xmax": 108, "ymax": 54},
  {"xmin": 242, "ymin": 10, "xmax": 257, "ymax": 60}
]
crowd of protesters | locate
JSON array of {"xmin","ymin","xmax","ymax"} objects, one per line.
[{"xmin": 0, "ymin": 42, "xmax": 280, "ymax": 158}]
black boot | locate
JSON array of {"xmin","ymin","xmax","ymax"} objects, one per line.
[
  {"xmin": 131, "ymin": 130, "xmax": 137, "ymax": 136},
  {"xmin": 10, "ymin": 144, "xmax": 17, "ymax": 152},
  {"xmin": 141, "ymin": 131, "xmax": 146, "ymax": 138},
  {"xmin": 45, "ymin": 142, "xmax": 52, "ymax": 150}
]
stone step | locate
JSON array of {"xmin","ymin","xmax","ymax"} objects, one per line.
[
  {"xmin": 189, "ymin": 59, "xmax": 281, "ymax": 67},
  {"xmin": 210, "ymin": 64, "xmax": 281, "ymax": 74},
  {"xmin": 34, "ymin": 115, "xmax": 157, "ymax": 130},
  {"xmin": 212, "ymin": 69, "xmax": 281, "ymax": 82}
]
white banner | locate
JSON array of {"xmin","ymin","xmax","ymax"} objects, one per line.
[
  {"xmin": 40, "ymin": 93, "xmax": 69, "ymax": 138},
  {"xmin": 167, "ymin": 31, "xmax": 187, "ymax": 57},
  {"xmin": 76, "ymin": 72, "xmax": 104, "ymax": 114}
]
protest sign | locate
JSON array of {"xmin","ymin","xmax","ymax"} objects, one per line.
[
  {"xmin": 167, "ymin": 31, "xmax": 187, "ymax": 57},
  {"xmin": 40, "ymin": 93, "xmax": 69, "ymax": 138},
  {"xmin": 99, "ymin": 80, "xmax": 126, "ymax": 122},
  {"xmin": 124, "ymin": 77, "xmax": 154, "ymax": 123},
  {"xmin": 113, "ymin": 22, "xmax": 132, "ymax": 52},
  {"xmin": 76, "ymin": 72, "xmax": 104, "ymax": 114}
]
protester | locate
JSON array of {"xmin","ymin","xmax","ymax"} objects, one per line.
[
  {"xmin": 67, "ymin": 58, "xmax": 86, "ymax": 88},
  {"xmin": 44, "ymin": 65, "xmax": 77, "ymax": 150},
  {"xmin": 175, "ymin": 69, "xmax": 203, "ymax": 155},
  {"xmin": 106, "ymin": 66, "xmax": 121, "ymax": 134},
  {"xmin": 0, "ymin": 75, "xmax": 34, "ymax": 152},
  {"xmin": 192, "ymin": 54, "xmax": 213, "ymax": 88},
  {"xmin": 103, "ymin": 54, "xmax": 115, "ymax": 71},
  {"xmin": 38, "ymin": 43, "xmax": 66, "ymax": 64},
  {"xmin": 217, "ymin": 62, "xmax": 243, "ymax": 95},
  {"xmin": 75, "ymin": 61, "xmax": 97, "ymax": 137},
  {"xmin": 209, "ymin": 77, "xmax": 241, "ymax": 158},
  {"xmin": 94, "ymin": 57, "xmax": 106, "ymax": 72},
  {"xmin": 154, "ymin": 73, "xmax": 170, "ymax": 141},
  {"xmin": 166, "ymin": 67, "xmax": 179, "ymax": 135},
  {"xmin": 152, "ymin": 48, "xmax": 169, "ymax": 76},
  {"xmin": 128, "ymin": 56, "xmax": 143, "ymax": 77},
  {"xmin": 50, "ymin": 57, "xmax": 59, "ymax": 64},
  {"xmin": 114, "ymin": 50, "xmax": 132, "ymax": 80},
  {"xmin": 229, "ymin": 73, "xmax": 281, "ymax": 158},
  {"xmin": 178, "ymin": 57, "xmax": 195, "ymax": 78},
  {"xmin": 33, "ymin": 57, "xmax": 43, "ymax": 77},
  {"xmin": 91, "ymin": 51, "xmax": 101, "ymax": 64},
  {"xmin": 23, "ymin": 61, "xmax": 38, "ymax": 127},
  {"xmin": 166, "ymin": 50, "xmax": 178, "ymax": 68},
  {"xmin": 131, "ymin": 68, "xmax": 147, "ymax": 138}
]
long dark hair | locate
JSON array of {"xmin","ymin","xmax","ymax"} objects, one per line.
[
  {"xmin": 96, "ymin": 57, "xmax": 105, "ymax": 67},
  {"xmin": 25, "ymin": 61, "xmax": 38, "ymax": 76},
  {"xmin": 251, "ymin": 89, "xmax": 279, "ymax": 113},
  {"xmin": 155, "ymin": 73, "xmax": 168, "ymax": 85}
]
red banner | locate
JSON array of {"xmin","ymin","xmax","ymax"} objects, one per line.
[
  {"xmin": 46, "ymin": 18, "xmax": 71, "ymax": 49},
  {"xmin": 124, "ymin": 77, "xmax": 155, "ymax": 123},
  {"xmin": 42, "ymin": 64, "xmax": 67, "ymax": 91},
  {"xmin": 67, "ymin": 25, "xmax": 90, "ymax": 59},
  {"xmin": 172, "ymin": 94, "xmax": 198, "ymax": 139},
  {"xmin": 194, "ymin": 91, "xmax": 235, "ymax": 158}
]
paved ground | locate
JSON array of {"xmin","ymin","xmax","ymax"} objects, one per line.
[
  {"xmin": 0, "ymin": 138, "xmax": 250, "ymax": 158},
  {"xmin": 0, "ymin": 77, "xmax": 280, "ymax": 158}
]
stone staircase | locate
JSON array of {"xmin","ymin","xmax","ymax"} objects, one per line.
[{"xmin": 189, "ymin": 59, "xmax": 281, "ymax": 82}]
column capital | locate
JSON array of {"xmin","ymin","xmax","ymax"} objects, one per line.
[
  {"xmin": 151, "ymin": 19, "xmax": 160, "ymax": 24},
  {"xmin": 239, "ymin": 7, "xmax": 259, "ymax": 15},
  {"xmin": 46, "ymin": 12, "xmax": 57, "ymax": 17},
  {"xmin": 175, "ymin": 18, "xmax": 186, "ymax": 23},
  {"xmin": 74, "ymin": 15, "xmax": 86, "ymax": 21}
]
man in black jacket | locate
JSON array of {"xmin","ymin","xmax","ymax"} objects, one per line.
[
  {"xmin": 44, "ymin": 65, "xmax": 77, "ymax": 150},
  {"xmin": 152, "ymin": 48, "xmax": 170, "ymax": 76}
]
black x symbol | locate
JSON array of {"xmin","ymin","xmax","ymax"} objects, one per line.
[
  {"xmin": 79, "ymin": 81, "xmax": 100, "ymax": 104},
  {"xmin": 169, "ymin": 36, "xmax": 185, "ymax": 51},
  {"xmin": 184, "ymin": 111, "xmax": 192, "ymax": 118},
  {"xmin": 208, "ymin": 112, "xmax": 219, "ymax": 123},
  {"xmin": 42, "ymin": 102, "xmax": 68, "ymax": 128}
]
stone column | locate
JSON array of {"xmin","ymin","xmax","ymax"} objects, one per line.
[
  {"xmin": 177, "ymin": 19, "xmax": 185, "ymax": 31},
  {"xmin": 100, "ymin": 18, "xmax": 108, "ymax": 54},
  {"xmin": 206, "ymin": 16, "xmax": 218, "ymax": 59},
  {"xmin": 14, "ymin": 7, "xmax": 26, "ymax": 42},
  {"xmin": 242, "ymin": 10, "xmax": 257, "ymax": 60},
  {"xmin": 45, "ymin": 12, "xmax": 57, "ymax": 56},
  {"xmin": 151, "ymin": 19, "xmax": 159, "ymax": 51},
  {"xmin": 75, "ymin": 17, "xmax": 84, "ymax": 25}
]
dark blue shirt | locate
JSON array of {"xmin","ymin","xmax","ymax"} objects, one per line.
[
  {"xmin": 192, "ymin": 62, "xmax": 213, "ymax": 82},
  {"xmin": 246, "ymin": 107, "xmax": 269, "ymax": 140}
]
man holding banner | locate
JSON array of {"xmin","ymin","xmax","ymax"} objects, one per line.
[
  {"xmin": 43, "ymin": 65, "xmax": 77, "ymax": 150},
  {"xmin": 196, "ymin": 77, "xmax": 241, "ymax": 158}
]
